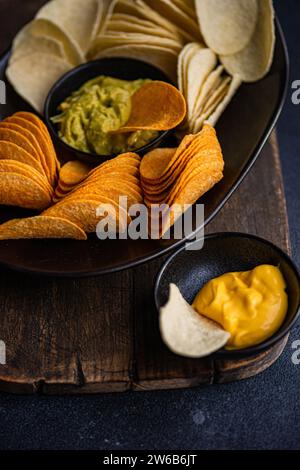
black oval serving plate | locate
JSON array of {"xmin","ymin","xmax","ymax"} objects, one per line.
[
  {"xmin": 0, "ymin": 20, "xmax": 289, "ymax": 277},
  {"xmin": 154, "ymin": 233, "xmax": 300, "ymax": 359},
  {"xmin": 44, "ymin": 58, "xmax": 173, "ymax": 165}
]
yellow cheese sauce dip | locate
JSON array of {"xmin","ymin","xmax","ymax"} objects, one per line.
[{"xmin": 192, "ymin": 265, "xmax": 288, "ymax": 349}]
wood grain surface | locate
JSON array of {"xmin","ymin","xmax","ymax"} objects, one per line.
[
  {"xmin": 0, "ymin": 1, "xmax": 291, "ymax": 394},
  {"xmin": 0, "ymin": 134, "xmax": 290, "ymax": 394}
]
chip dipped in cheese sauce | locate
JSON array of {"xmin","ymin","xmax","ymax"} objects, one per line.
[{"xmin": 193, "ymin": 265, "xmax": 288, "ymax": 350}]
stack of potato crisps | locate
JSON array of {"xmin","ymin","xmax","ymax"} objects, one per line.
[
  {"xmin": 0, "ymin": 150, "xmax": 143, "ymax": 240},
  {"xmin": 44, "ymin": 153, "xmax": 143, "ymax": 234},
  {"xmin": 140, "ymin": 123, "xmax": 224, "ymax": 235},
  {"xmin": 178, "ymin": 44, "xmax": 241, "ymax": 133},
  {"xmin": 53, "ymin": 160, "xmax": 91, "ymax": 203},
  {"xmin": 0, "ymin": 112, "xmax": 59, "ymax": 210}
]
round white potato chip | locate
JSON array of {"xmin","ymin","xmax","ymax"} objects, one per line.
[
  {"xmin": 195, "ymin": 0, "xmax": 258, "ymax": 55},
  {"xmin": 203, "ymin": 75, "xmax": 232, "ymax": 114},
  {"xmin": 160, "ymin": 284, "xmax": 230, "ymax": 358},
  {"xmin": 207, "ymin": 75, "xmax": 242, "ymax": 126},
  {"xmin": 115, "ymin": 0, "xmax": 188, "ymax": 43},
  {"xmin": 36, "ymin": 0, "xmax": 99, "ymax": 54},
  {"xmin": 10, "ymin": 23, "xmax": 67, "ymax": 64},
  {"xmin": 89, "ymin": 33, "xmax": 182, "ymax": 58},
  {"xmin": 90, "ymin": 0, "xmax": 104, "ymax": 42},
  {"xmin": 108, "ymin": 13, "xmax": 181, "ymax": 41},
  {"xmin": 6, "ymin": 53, "xmax": 72, "ymax": 113},
  {"xmin": 192, "ymin": 75, "xmax": 241, "ymax": 133},
  {"xmin": 172, "ymin": 0, "xmax": 197, "ymax": 21},
  {"xmin": 107, "ymin": 18, "xmax": 174, "ymax": 39},
  {"xmin": 186, "ymin": 48, "xmax": 217, "ymax": 119},
  {"xmin": 11, "ymin": 34, "xmax": 65, "ymax": 64},
  {"xmin": 97, "ymin": 0, "xmax": 118, "ymax": 35},
  {"xmin": 190, "ymin": 64, "xmax": 224, "ymax": 126},
  {"xmin": 220, "ymin": 0, "xmax": 275, "ymax": 82},
  {"xmin": 91, "ymin": 44, "xmax": 178, "ymax": 82},
  {"xmin": 177, "ymin": 42, "xmax": 203, "ymax": 98},
  {"xmin": 24, "ymin": 19, "xmax": 84, "ymax": 65},
  {"xmin": 144, "ymin": 0, "xmax": 202, "ymax": 42}
]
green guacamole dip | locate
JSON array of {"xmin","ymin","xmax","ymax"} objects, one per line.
[{"xmin": 51, "ymin": 76, "xmax": 159, "ymax": 155}]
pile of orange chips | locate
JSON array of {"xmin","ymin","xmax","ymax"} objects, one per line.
[
  {"xmin": 53, "ymin": 160, "xmax": 92, "ymax": 203},
  {"xmin": 44, "ymin": 152, "xmax": 143, "ymax": 234},
  {"xmin": 0, "ymin": 152, "xmax": 142, "ymax": 239},
  {"xmin": 140, "ymin": 123, "xmax": 224, "ymax": 235},
  {"xmin": 0, "ymin": 112, "xmax": 60, "ymax": 210}
]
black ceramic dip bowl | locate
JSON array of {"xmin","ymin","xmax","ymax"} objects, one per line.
[
  {"xmin": 44, "ymin": 57, "xmax": 174, "ymax": 166},
  {"xmin": 155, "ymin": 233, "xmax": 300, "ymax": 359}
]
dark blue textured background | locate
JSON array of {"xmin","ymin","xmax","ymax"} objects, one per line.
[{"xmin": 0, "ymin": 0, "xmax": 299, "ymax": 450}]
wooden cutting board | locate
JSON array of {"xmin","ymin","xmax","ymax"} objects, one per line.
[{"xmin": 0, "ymin": 133, "xmax": 291, "ymax": 394}]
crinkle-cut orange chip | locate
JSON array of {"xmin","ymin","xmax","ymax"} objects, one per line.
[
  {"xmin": 72, "ymin": 182, "xmax": 144, "ymax": 207},
  {"xmin": 169, "ymin": 164, "xmax": 224, "ymax": 207},
  {"xmin": 162, "ymin": 124, "xmax": 217, "ymax": 179},
  {"xmin": 0, "ymin": 172, "xmax": 52, "ymax": 210},
  {"xmin": 59, "ymin": 160, "xmax": 91, "ymax": 187},
  {"xmin": 87, "ymin": 166, "xmax": 141, "ymax": 182},
  {"xmin": 161, "ymin": 152, "xmax": 224, "ymax": 209},
  {"xmin": 88, "ymin": 165, "xmax": 140, "ymax": 177},
  {"xmin": 5, "ymin": 116, "xmax": 54, "ymax": 184},
  {"xmin": 66, "ymin": 184, "xmax": 143, "ymax": 208},
  {"xmin": 89, "ymin": 152, "xmax": 141, "ymax": 170},
  {"xmin": 90, "ymin": 157, "xmax": 141, "ymax": 170},
  {"xmin": 141, "ymin": 134, "xmax": 194, "ymax": 182},
  {"xmin": 141, "ymin": 123, "xmax": 224, "ymax": 237},
  {"xmin": 0, "ymin": 121, "xmax": 49, "ymax": 179},
  {"xmin": 162, "ymin": 134, "xmax": 218, "ymax": 181},
  {"xmin": 53, "ymin": 185, "xmax": 69, "ymax": 203},
  {"xmin": 58, "ymin": 182, "xmax": 79, "ymax": 193},
  {"xmin": 12, "ymin": 111, "xmax": 53, "ymax": 148},
  {"xmin": 168, "ymin": 158, "xmax": 224, "ymax": 205},
  {"xmin": 160, "ymin": 167, "xmax": 224, "ymax": 236},
  {"xmin": 109, "ymin": 152, "xmax": 141, "ymax": 164},
  {"xmin": 112, "ymin": 81, "xmax": 186, "ymax": 133},
  {"xmin": 0, "ymin": 125, "xmax": 42, "ymax": 164},
  {"xmin": 88, "ymin": 154, "xmax": 141, "ymax": 177},
  {"xmin": 106, "ymin": 152, "xmax": 141, "ymax": 163},
  {"xmin": 0, "ymin": 159, "xmax": 53, "ymax": 195},
  {"xmin": 13, "ymin": 111, "xmax": 61, "ymax": 175},
  {"xmin": 62, "ymin": 193, "xmax": 132, "ymax": 226},
  {"xmin": 0, "ymin": 216, "xmax": 87, "ymax": 240},
  {"xmin": 44, "ymin": 198, "xmax": 129, "ymax": 233},
  {"xmin": 69, "ymin": 174, "xmax": 143, "ymax": 193},
  {"xmin": 140, "ymin": 148, "xmax": 177, "ymax": 182},
  {"xmin": 52, "ymin": 177, "xmax": 136, "ymax": 203},
  {"xmin": 0, "ymin": 140, "xmax": 45, "ymax": 175},
  {"xmin": 77, "ymin": 172, "xmax": 142, "ymax": 192},
  {"xmin": 14, "ymin": 111, "xmax": 50, "ymax": 136},
  {"xmin": 147, "ymin": 158, "xmax": 224, "ymax": 210},
  {"xmin": 143, "ymin": 145, "xmax": 223, "ymax": 196},
  {"xmin": 141, "ymin": 124, "xmax": 219, "ymax": 187}
]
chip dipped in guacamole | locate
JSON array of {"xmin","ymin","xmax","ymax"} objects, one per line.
[{"xmin": 51, "ymin": 76, "xmax": 159, "ymax": 156}]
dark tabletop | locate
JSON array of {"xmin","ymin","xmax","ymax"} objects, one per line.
[{"xmin": 0, "ymin": 0, "xmax": 299, "ymax": 451}]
